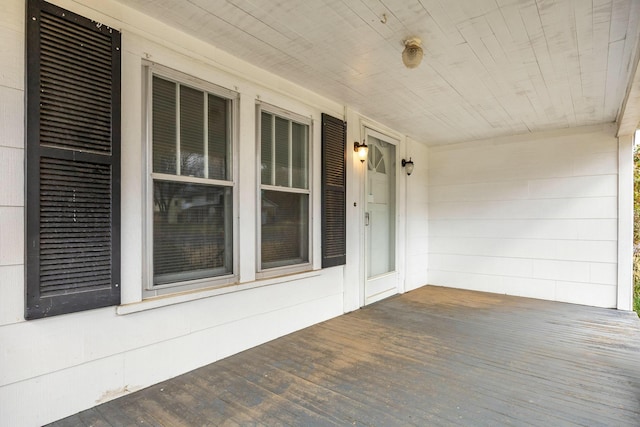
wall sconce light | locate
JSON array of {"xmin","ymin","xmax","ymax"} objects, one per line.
[
  {"xmin": 354, "ymin": 141, "xmax": 368, "ymax": 163},
  {"xmin": 402, "ymin": 158, "xmax": 415, "ymax": 176}
]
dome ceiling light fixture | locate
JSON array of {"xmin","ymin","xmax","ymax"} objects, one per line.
[{"xmin": 402, "ymin": 37, "xmax": 424, "ymax": 69}]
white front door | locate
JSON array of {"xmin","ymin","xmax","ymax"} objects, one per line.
[{"xmin": 364, "ymin": 133, "xmax": 398, "ymax": 305}]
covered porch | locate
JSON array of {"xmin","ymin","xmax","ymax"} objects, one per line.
[{"xmin": 51, "ymin": 286, "xmax": 640, "ymax": 426}]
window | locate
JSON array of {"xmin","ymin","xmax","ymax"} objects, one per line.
[
  {"xmin": 146, "ymin": 67, "xmax": 236, "ymax": 291},
  {"xmin": 258, "ymin": 106, "xmax": 311, "ymax": 272},
  {"xmin": 25, "ymin": 0, "xmax": 121, "ymax": 319}
]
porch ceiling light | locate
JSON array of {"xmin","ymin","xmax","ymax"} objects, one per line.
[
  {"xmin": 354, "ymin": 141, "xmax": 368, "ymax": 163},
  {"xmin": 402, "ymin": 37, "xmax": 423, "ymax": 69},
  {"xmin": 402, "ymin": 158, "xmax": 414, "ymax": 176}
]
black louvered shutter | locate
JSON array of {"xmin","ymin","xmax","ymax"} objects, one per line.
[
  {"xmin": 321, "ymin": 114, "xmax": 346, "ymax": 268},
  {"xmin": 25, "ymin": 0, "xmax": 121, "ymax": 319}
]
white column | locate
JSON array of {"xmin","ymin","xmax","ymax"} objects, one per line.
[{"xmin": 617, "ymin": 133, "xmax": 634, "ymax": 310}]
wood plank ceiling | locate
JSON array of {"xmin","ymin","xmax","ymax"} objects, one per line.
[{"xmin": 119, "ymin": 0, "xmax": 640, "ymax": 145}]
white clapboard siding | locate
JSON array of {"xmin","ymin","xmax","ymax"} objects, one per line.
[{"xmin": 428, "ymin": 124, "xmax": 619, "ymax": 308}]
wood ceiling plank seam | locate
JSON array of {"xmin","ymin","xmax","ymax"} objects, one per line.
[
  {"xmin": 205, "ymin": 0, "xmax": 310, "ymax": 46},
  {"xmin": 498, "ymin": 4, "xmax": 551, "ymax": 125},
  {"xmin": 540, "ymin": 4, "xmax": 574, "ymax": 127},
  {"xmin": 484, "ymin": 8, "xmax": 542, "ymax": 130},
  {"xmin": 616, "ymin": 0, "xmax": 640, "ymax": 106},
  {"xmin": 520, "ymin": 3, "xmax": 561, "ymax": 125},
  {"xmin": 591, "ymin": 0, "xmax": 614, "ymax": 121},
  {"xmin": 604, "ymin": 37, "xmax": 626, "ymax": 121},
  {"xmin": 608, "ymin": 0, "xmax": 630, "ymax": 43},
  {"xmin": 339, "ymin": 0, "xmax": 397, "ymax": 39},
  {"xmin": 375, "ymin": 0, "xmax": 411, "ymax": 31},
  {"xmin": 321, "ymin": 0, "xmax": 375, "ymax": 29},
  {"xmin": 417, "ymin": 0, "xmax": 465, "ymax": 45},
  {"xmin": 230, "ymin": 0, "xmax": 327, "ymax": 47},
  {"xmin": 153, "ymin": 0, "xmax": 308, "ymax": 71},
  {"xmin": 462, "ymin": 16, "xmax": 541, "ymax": 132},
  {"xmin": 498, "ymin": 2, "xmax": 531, "ymax": 43},
  {"xmin": 537, "ymin": 0, "xmax": 579, "ymax": 127},
  {"xmin": 574, "ymin": 0, "xmax": 594, "ymax": 103},
  {"xmin": 565, "ymin": 0, "xmax": 591, "ymax": 123},
  {"xmin": 424, "ymin": 49, "xmax": 494, "ymax": 131}
]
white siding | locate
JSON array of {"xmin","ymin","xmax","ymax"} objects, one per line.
[
  {"xmin": 428, "ymin": 124, "xmax": 619, "ymax": 308},
  {"xmin": 0, "ymin": 0, "xmax": 629, "ymax": 424},
  {"xmin": 405, "ymin": 139, "xmax": 429, "ymax": 291},
  {"xmin": 0, "ymin": 0, "xmax": 353, "ymax": 425},
  {"xmin": 0, "ymin": 0, "xmax": 24, "ymax": 332}
]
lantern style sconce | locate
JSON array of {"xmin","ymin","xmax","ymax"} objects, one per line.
[
  {"xmin": 354, "ymin": 141, "xmax": 368, "ymax": 163},
  {"xmin": 402, "ymin": 158, "xmax": 415, "ymax": 175}
]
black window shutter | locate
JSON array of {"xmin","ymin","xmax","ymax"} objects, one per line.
[
  {"xmin": 25, "ymin": 0, "xmax": 121, "ymax": 319},
  {"xmin": 321, "ymin": 114, "xmax": 346, "ymax": 268}
]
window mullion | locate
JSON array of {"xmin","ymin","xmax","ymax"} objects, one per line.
[
  {"xmin": 204, "ymin": 92, "xmax": 209, "ymax": 179},
  {"xmin": 176, "ymin": 83, "xmax": 181, "ymax": 176},
  {"xmin": 271, "ymin": 114, "xmax": 276, "ymax": 185},
  {"xmin": 227, "ymin": 100, "xmax": 232, "ymax": 181},
  {"xmin": 288, "ymin": 120, "xmax": 292, "ymax": 187}
]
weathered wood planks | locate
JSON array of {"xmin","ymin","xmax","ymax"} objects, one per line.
[{"xmin": 49, "ymin": 286, "xmax": 640, "ymax": 426}]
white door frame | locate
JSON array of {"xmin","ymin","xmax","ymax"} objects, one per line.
[{"xmin": 359, "ymin": 124, "xmax": 402, "ymax": 307}]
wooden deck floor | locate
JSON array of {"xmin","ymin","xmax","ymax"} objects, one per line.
[{"xmin": 50, "ymin": 286, "xmax": 640, "ymax": 426}]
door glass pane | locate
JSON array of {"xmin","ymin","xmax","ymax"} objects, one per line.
[
  {"xmin": 153, "ymin": 181, "xmax": 232, "ymax": 285},
  {"xmin": 367, "ymin": 136, "xmax": 396, "ymax": 278}
]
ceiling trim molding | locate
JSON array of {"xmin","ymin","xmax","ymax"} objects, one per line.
[{"xmin": 617, "ymin": 41, "xmax": 640, "ymax": 137}]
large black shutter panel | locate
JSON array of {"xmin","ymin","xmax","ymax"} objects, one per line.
[
  {"xmin": 25, "ymin": 0, "xmax": 121, "ymax": 319},
  {"xmin": 321, "ymin": 114, "xmax": 346, "ymax": 268}
]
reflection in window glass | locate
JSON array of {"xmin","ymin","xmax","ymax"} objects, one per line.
[
  {"xmin": 152, "ymin": 76, "xmax": 177, "ymax": 175},
  {"xmin": 259, "ymin": 108, "xmax": 310, "ymax": 271},
  {"xmin": 261, "ymin": 190, "xmax": 309, "ymax": 269},
  {"xmin": 153, "ymin": 182, "xmax": 232, "ymax": 285},
  {"xmin": 180, "ymin": 85, "xmax": 205, "ymax": 177},
  {"xmin": 150, "ymin": 73, "xmax": 234, "ymax": 288}
]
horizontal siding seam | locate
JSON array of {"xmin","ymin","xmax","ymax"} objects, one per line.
[{"xmin": 427, "ymin": 253, "xmax": 618, "ymax": 264}]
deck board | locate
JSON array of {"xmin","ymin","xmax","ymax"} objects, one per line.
[{"xmin": 49, "ymin": 286, "xmax": 640, "ymax": 426}]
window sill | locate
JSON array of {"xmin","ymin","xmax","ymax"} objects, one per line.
[{"xmin": 116, "ymin": 269, "xmax": 321, "ymax": 315}]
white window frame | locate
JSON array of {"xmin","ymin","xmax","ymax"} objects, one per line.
[
  {"xmin": 142, "ymin": 62, "xmax": 239, "ymax": 298},
  {"xmin": 256, "ymin": 102, "xmax": 313, "ymax": 278}
]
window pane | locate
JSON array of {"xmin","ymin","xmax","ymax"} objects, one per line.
[
  {"xmin": 261, "ymin": 190, "xmax": 308, "ymax": 269},
  {"xmin": 292, "ymin": 122, "xmax": 308, "ymax": 189},
  {"xmin": 180, "ymin": 85, "xmax": 205, "ymax": 177},
  {"xmin": 261, "ymin": 112, "xmax": 272, "ymax": 185},
  {"xmin": 275, "ymin": 116, "xmax": 289, "ymax": 187},
  {"xmin": 153, "ymin": 181, "xmax": 232, "ymax": 285},
  {"xmin": 152, "ymin": 76, "xmax": 176, "ymax": 175},
  {"xmin": 208, "ymin": 94, "xmax": 229, "ymax": 180}
]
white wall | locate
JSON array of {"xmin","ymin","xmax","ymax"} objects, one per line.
[
  {"xmin": 405, "ymin": 139, "xmax": 429, "ymax": 292},
  {"xmin": 0, "ymin": 0, "xmax": 349, "ymax": 425},
  {"xmin": 428, "ymin": 124, "xmax": 620, "ymax": 308},
  {"xmin": 0, "ymin": 0, "xmax": 432, "ymax": 424},
  {"xmin": 5, "ymin": 0, "xmax": 626, "ymax": 424}
]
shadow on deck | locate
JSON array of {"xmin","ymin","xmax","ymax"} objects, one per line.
[{"xmin": 50, "ymin": 286, "xmax": 640, "ymax": 426}]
